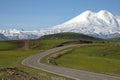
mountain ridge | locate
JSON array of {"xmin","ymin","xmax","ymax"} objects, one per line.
[
  {"xmin": 0, "ymin": 34, "xmax": 9, "ymax": 40},
  {"xmin": 0, "ymin": 10, "xmax": 120, "ymax": 40},
  {"xmin": 52, "ymin": 10, "xmax": 120, "ymax": 38}
]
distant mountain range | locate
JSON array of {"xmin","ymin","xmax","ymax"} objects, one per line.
[
  {"xmin": 0, "ymin": 34, "xmax": 9, "ymax": 40},
  {"xmin": 0, "ymin": 10, "xmax": 120, "ymax": 40}
]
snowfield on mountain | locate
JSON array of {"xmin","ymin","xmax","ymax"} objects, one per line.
[{"xmin": 0, "ymin": 10, "xmax": 120, "ymax": 40}]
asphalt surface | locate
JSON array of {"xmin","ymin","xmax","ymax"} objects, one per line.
[{"xmin": 22, "ymin": 44, "xmax": 120, "ymax": 80}]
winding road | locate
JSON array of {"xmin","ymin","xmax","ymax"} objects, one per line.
[{"xmin": 22, "ymin": 44, "xmax": 120, "ymax": 80}]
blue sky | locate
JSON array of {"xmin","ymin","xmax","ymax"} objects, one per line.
[{"xmin": 0, "ymin": 0, "xmax": 120, "ymax": 30}]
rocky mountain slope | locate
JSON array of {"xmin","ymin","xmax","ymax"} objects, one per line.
[{"xmin": 0, "ymin": 33, "xmax": 9, "ymax": 40}]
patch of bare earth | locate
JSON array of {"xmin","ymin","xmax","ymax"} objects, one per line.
[{"xmin": 0, "ymin": 68, "xmax": 38, "ymax": 80}]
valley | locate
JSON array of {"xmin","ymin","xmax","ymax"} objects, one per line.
[
  {"xmin": 0, "ymin": 32, "xmax": 120, "ymax": 80},
  {"xmin": 0, "ymin": 0, "xmax": 120, "ymax": 80}
]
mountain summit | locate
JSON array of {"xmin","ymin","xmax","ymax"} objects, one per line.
[
  {"xmin": 0, "ymin": 10, "xmax": 120, "ymax": 40},
  {"xmin": 52, "ymin": 10, "xmax": 120, "ymax": 38}
]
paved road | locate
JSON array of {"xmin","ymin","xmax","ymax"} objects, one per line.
[{"xmin": 22, "ymin": 44, "xmax": 120, "ymax": 80}]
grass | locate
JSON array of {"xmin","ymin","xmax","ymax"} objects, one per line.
[
  {"xmin": 0, "ymin": 50, "xmax": 38, "ymax": 68},
  {"xmin": 55, "ymin": 43, "xmax": 120, "ymax": 76},
  {"xmin": 0, "ymin": 40, "xmax": 29, "ymax": 50},
  {"xmin": 0, "ymin": 41, "xmax": 17, "ymax": 50},
  {"xmin": 0, "ymin": 39, "xmax": 73, "ymax": 80},
  {"xmin": 0, "ymin": 39, "xmax": 72, "ymax": 50},
  {"xmin": 0, "ymin": 50, "xmax": 72, "ymax": 80},
  {"xmin": 40, "ymin": 32, "xmax": 101, "ymax": 40},
  {"xmin": 29, "ymin": 39, "xmax": 73, "ymax": 50},
  {"xmin": 107, "ymin": 37, "xmax": 120, "ymax": 42}
]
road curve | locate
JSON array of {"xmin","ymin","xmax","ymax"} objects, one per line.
[{"xmin": 22, "ymin": 44, "xmax": 120, "ymax": 80}]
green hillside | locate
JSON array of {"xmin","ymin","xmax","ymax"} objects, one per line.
[
  {"xmin": 28, "ymin": 39, "xmax": 72, "ymax": 50},
  {"xmin": 0, "ymin": 32, "xmax": 104, "ymax": 51},
  {"xmin": 0, "ymin": 38, "xmax": 74, "ymax": 50},
  {"xmin": 40, "ymin": 32, "xmax": 101, "ymax": 40},
  {"xmin": 55, "ymin": 43, "xmax": 120, "ymax": 76},
  {"xmin": 0, "ymin": 40, "xmax": 27, "ymax": 50},
  {"xmin": 0, "ymin": 39, "xmax": 71, "ymax": 80},
  {"xmin": 0, "ymin": 35, "xmax": 119, "ymax": 79},
  {"xmin": 107, "ymin": 37, "xmax": 120, "ymax": 42}
]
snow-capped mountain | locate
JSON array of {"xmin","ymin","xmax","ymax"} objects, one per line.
[
  {"xmin": 0, "ymin": 34, "xmax": 9, "ymax": 40},
  {"xmin": 0, "ymin": 29, "xmax": 61, "ymax": 40},
  {"xmin": 52, "ymin": 10, "xmax": 120, "ymax": 38},
  {"xmin": 0, "ymin": 10, "xmax": 120, "ymax": 40},
  {"xmin": 0, "ymin": 29, "xmax": 39, "ymax": 40}
]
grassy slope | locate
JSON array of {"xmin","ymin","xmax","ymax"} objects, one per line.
[
  {"xmin": 0, "ymin": 39, "xmax": 72, "ymax": 50},
  {"xmin": 0, "ymin": 39, "xmax": 72, "ymax": 80},
  {"xmin": 40, "ymin": 32, "xmax": 101, "ymax": 41},
  {"xmin": 0, "ymin": 50, "xmax": 38, "ymax": 68},
  {"xmin": 0, "ymin": 33, "xmax": 106, "ymax": 79},
  {"xmin": 29, "ymin": 39, "xmax": 72, "ymax": 50},
  {"xmin": 0, "ymin": 32, "xmax": 113, "ymax": 51},
  {"xmin": 0, "ymin": 50, "xmax": 71, "ymax": 80},
  {"xmin": 0, "ymin": 40, "xmax": 29, "ymax": 50},
  {"xmin": 55, "ymin": 43, "xmax": 120, "ymax": 76},
  {"xmin": 107, "ymin": 37, "xmax": 120, "ymax": 42}
]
